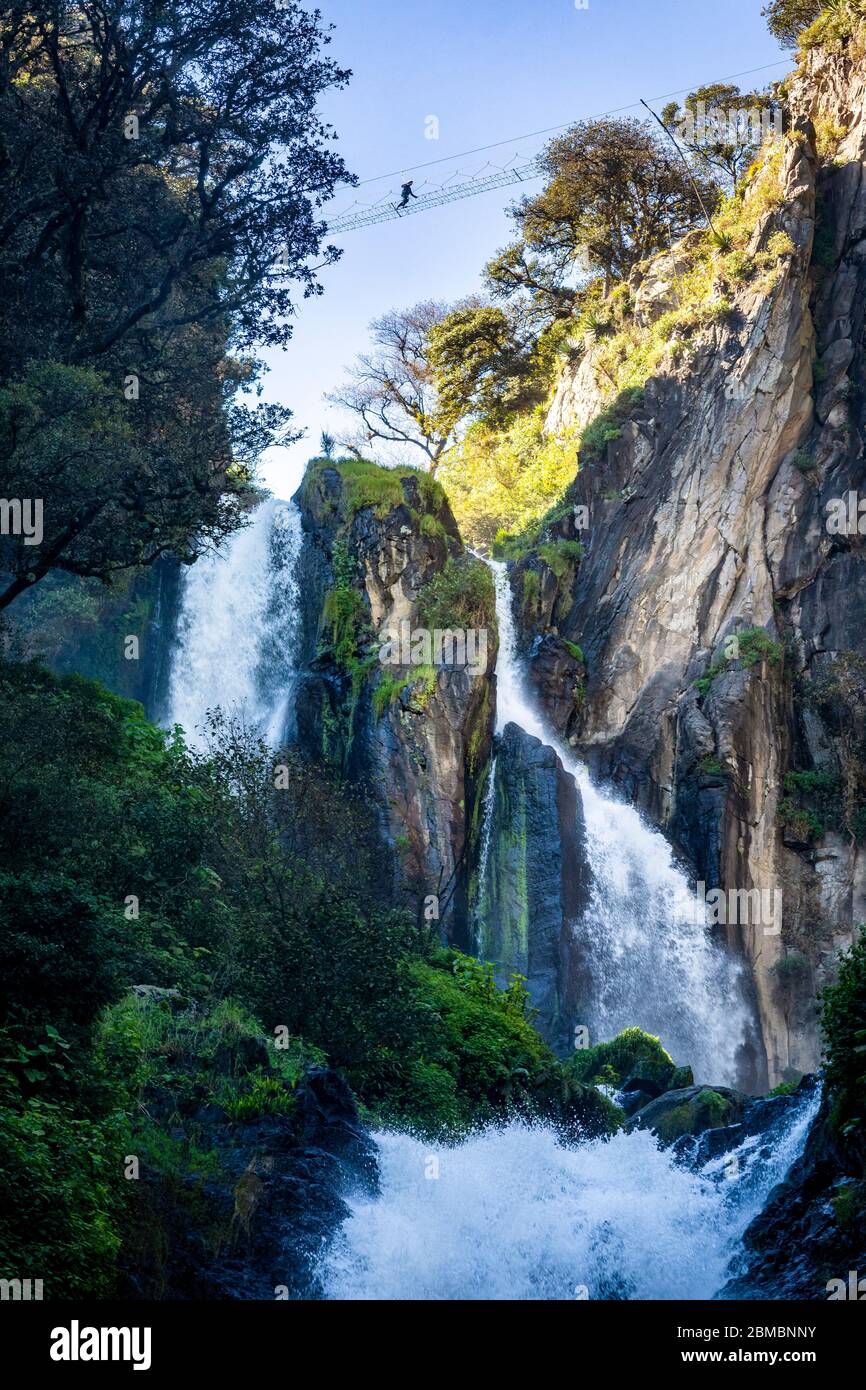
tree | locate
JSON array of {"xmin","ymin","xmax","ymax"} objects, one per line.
[
  {"xmin": 762, "ymin": 0, "xmax": 826, "ymax": 46},
  {"xmin": 328, "ymin": 299, "xmax": 540, "ymax": 472},
  {"xmin": 327, "ymin": 301, "xmax": 454, "ymax": 472},
  {"xmin": 0, "ymin": 1, "xmax": 353, "ymax": 609},
  {"xmin": 486, "ymin": 117, "xmax": 715, "ymax": 319},
  {"xmin": 661, "ymin": 84, "xmax": 779, "ymax": 194},
  {"xmin": 427, "ymin": 302, "xmax": 542, "ymax": 428}
]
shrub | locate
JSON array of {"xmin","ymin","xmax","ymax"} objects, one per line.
[
  {"xmin": 762, "ymin": 0, "xmax": 825, "ymax": 47},
  {"xmin": 537, "ymin": 539, "xmax": 583, "ymax": 578},
  {"xmin": 580, "ymin": 387, "xmax": 645, "ymax": 459},
  {"xmin": 438, "ymin": 408, "xmax": 578, "ymax": 550},
  {"xmin": 565, "ymin": 1027, "xmax": 679, "ymax": 1090},
  {"xmin": 417, "ymin": 555, "xmax": 496, "ymax": 631}
]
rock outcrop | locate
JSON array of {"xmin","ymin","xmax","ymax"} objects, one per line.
[
  {"xmin": 720, "ymin": 1079, "xmax": 866, "ymax": 1300},
  {"xmin": 509, "ymin": 41, "xmax": 866, "ymax": 1086},
  {"xmin": 476, "ymin": 722, "xmax": 591, "ymax": 1053},
  {"xmin": 120, "ymin": 1067, "xmax": 377, "ymax": 1300},
  {"xmin": 292, "ymin": 460, "xmax": 496, "ymax": 936}
]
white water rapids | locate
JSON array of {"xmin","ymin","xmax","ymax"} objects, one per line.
[
  {"xmin": 166, "ymin": 498, "xmax": 302, "ymax": 748},
  {"xmin": 322, "ymin": 1086, "xmax": 818, "ymax": 1301}
]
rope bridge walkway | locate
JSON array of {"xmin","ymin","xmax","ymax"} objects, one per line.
[{"xmin": 326, "ymin": 157, "xmax": 542, "ymax": 234}]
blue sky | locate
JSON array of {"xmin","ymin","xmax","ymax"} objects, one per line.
[{"xmin": 258, "ymin": 0, "xmax": 791, "ymax": 499}]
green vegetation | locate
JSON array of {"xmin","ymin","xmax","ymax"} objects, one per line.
[
  {"xmin": 580, "ymin": 388, "xmax": 645, "ymax": 459},
  {"xmin": 820, "ymin": 925, "xmax": 866, "ymax": 1147},
  {"xmin": 537, "ymin": 539, "xmax": 584, "ymax": 578},
  {"xmin": 0, "ymin": 658, "xmax": 626, "ymax": 1292},
  {"xmin": 417, "ymin": 555, "xmax": 497, "ymax": 631},
  {"xmin": 763, "ymin": 0, "xmax": 827, "ymax": 46},
  {"xmin": 563, "ymin": 640, "xmax": 585, "ymax": 663},
  {"xmin": 0, "ymin": 4, "xmax": 347, "ymax": 614},
  {"xmin": 776, "ymin": 767, "xmax": 857, "ymax": 844},
  {"xmin": 565, "ymin": 1027, "xmax": 692, "ymax": 1092},
  {"xmin": 303, "ymin": 456, "xmax": 447, "ymax": 528},
  {"xmin": 373, "ymin": 951, "xmax": 623, "ymax": 1138},
  {"xmin": 695, "ymin": 626, "xmax": 784, "ymax": 695},
  {"xmin": 373, "ymin": 671, "xmax": 411, "ymax": 720},
  {"xmin": 486, "ymin": 116, "xmax": 714, "ymax": 318},
  {"xmin": 439, "ymin": 408, "xmax": 579, "ymax": 549},
  {"xmin": 799, "ymin": 1, "xmax": 866, "ymax": 53}
]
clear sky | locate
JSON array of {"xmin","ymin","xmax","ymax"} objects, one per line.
[{"xmin": 257, "ymin": 0, "xmax": 791, "ymax": 500}]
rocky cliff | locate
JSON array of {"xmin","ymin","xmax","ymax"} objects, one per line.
[
  {"xmin": 508, "ymin": 39, "xmax": 866, "ymax": 1086},
  {"xmin": 476, "ymin": 722, "xmax": 591, "ymax": 1053},
  {"xmin": 292, "ymin": 459, "xmax": 497, "ymax": 936}
]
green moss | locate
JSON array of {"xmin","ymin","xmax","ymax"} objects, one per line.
[
  {"xmin": 373, "ymin": 671, "xmax": 410, "ymax": 720},
  {"xmin": 566, "ymin": 1026, "xmax": 678, "ymax": 1090},
  {"xmin": 303, "ymin": 456, "xmax": 448, "ymax": 531},
  {"xmin": 521, "ymin": 568, "xmax": 541, "ymax": 614},
  {"xmin": 563, "ymin": 640, "xmax": 584, "ymax": 663},
  {"xmin": 652, "ymin": 1088, "xmax": 733, "ymax": 1143},
  {"xmin": 467, "ymin": 681, "xmax": 491, "ymax": 775}
]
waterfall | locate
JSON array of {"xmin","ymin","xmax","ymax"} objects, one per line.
[
  {"xmin": 477, "ymin": 560, "xmax": 752, "ymax": 1086},
  {"xmin": 166, "ymin": 498, "xmax": 302, "ymax": 748},
  {"xmin": 321, "ymin": 1085, "xmax": 819, "ymax": 1301}
]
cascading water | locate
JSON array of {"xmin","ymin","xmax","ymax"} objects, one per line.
[
  {"xmin": 477, "ymin": 560, "xmax": 752, "ymax": 1086},
  {"xmin": 321, "ymin": 1084, "xmax": 819, "ymax": 1301},
  {"xmin": 166, "ymin": 497, "xmax": 302, "ymax": 748}
]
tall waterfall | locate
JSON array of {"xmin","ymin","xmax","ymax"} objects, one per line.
[
  {"xmin": 166, "ymin": 498, "xmax": 302, "ymax": 748},
  {"xmin": 479, "ymin": 560, "xmax": 753, "ymax": 1086}
]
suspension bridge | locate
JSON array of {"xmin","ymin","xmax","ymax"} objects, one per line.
[
  {"xmin": 326, "ymin": 156, "xmax": 542, "ymax": 234},
  {"xmin": 323, "ymin": 58, "xmax": 790, "ymax": 237}
]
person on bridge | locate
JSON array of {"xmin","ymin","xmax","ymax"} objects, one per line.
[{"xmin": 396, "ymin": 179, "xmax": 418, "ymax": 210}]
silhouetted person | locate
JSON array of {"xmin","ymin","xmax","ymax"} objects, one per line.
[{"xmin": 396, "ymin": 180, "xmax": 418, "ymax": 210}]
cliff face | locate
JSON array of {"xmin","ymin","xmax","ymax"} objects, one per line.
[
  {"xmin": 512, "ymin": 43, "xmax": 866, "ymax": 1085},
  {"xmin": 477, "ymin": 722, "xmax": 591, "ymax": 1054},
  {"xmin": 292, "ymin": 461, "xmax": 497, "ymax": 936}
]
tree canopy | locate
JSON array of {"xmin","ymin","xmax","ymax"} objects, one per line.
[
  {"xmin": 486, "ymin": 116, "xmax": 715, "ymax": 322},
  {"xmin": 661, "ymin": 83, "xmax": 778, "ymax": 194},
  {"xmin": 0, "ymin": 1, "xmax": 353, "ymax": 609},
  {"xmin": 762, "ymin": 0, "xmax": 826, "ymax": 46}
]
